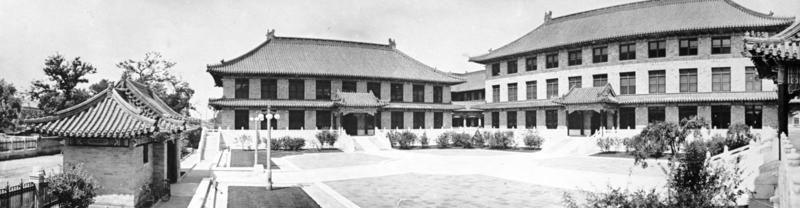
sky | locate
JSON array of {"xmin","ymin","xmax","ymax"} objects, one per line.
[{"xmin": 1, "ymin": 0, "xmax": 798, "ymax": 119}]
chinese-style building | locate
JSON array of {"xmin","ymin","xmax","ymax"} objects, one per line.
[
  {"xmin": 469, "ymin": 0, "xmax": 795, "ymax": 135},
  {"xmin": 23, "ymin": 79, "xmax": 198, "ymax": 207},
  {"xmin": 450, "ymin": 70, "xmax": 486, "ymax": 127},
  {"xmin": 207, "ymin": 30, "xmax": 464, "ymax": 135}
]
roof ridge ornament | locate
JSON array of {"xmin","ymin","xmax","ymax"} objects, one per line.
[
  {"xmin": 388, "ymin": 38, "xmax": 396, "ymax": 48},
  {"xmin": 544, "ymin": 11, "xmax": 553, "ymax": 23},
  {"xmin": 266, "ymin": 29, "xmax": 276, "ymax": 40}
]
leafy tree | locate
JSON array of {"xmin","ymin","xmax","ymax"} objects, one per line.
[
  {"xmin": 116, "ymin": 52, "xmax": 194, "ymax": 115},
  {"xmin": 28, "ymin": 54, "xmax": 96, "ymax": 113},
  {"xmin": 88, "ymin": 79, "xmax": 113, "ymax": 94},
  {"xmin": 46, "ymin": 163, "xmax": 101, "ymax": 208},
  {"xmin": 0, "ymin": 79, "xmax": 22, "ymax": 132}
]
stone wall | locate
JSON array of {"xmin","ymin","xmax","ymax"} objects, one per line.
[{"xmin": 62, "ymin": 144, "xmax": 154, "ymax": 206}]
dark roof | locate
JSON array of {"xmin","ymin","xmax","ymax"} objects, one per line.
[
  {"xmin": 23, "ymin": 80, "xmax": 191, "ymax": 139},
  {"xmin": 450, "ymin": 70, "xmax": 486, "ymax": 92},
  {"xmin": 470, "ymin": 0, "xmax": 794, "ymax": 63},
  {"xmin": 383, "ymin": 103, "xmax": 464, "ymax": 110},
  {"xmin": 208, "ymin": 35, "xmax": 464, "ymax": 86},
  {"xmin": 617, "ymin": 91, "xmax": 777, "ymax": 104},
  {"xmin": 743, "ymin": 21, "xmax": 800, "ymax": 62},
  {"xmin": 208, "ymin": 99, "xmax": 334, "ymax": 109},
  {"xmin": 474, "ymin": 99, "xmax": 560, "ymax": 110},
  {"xmin": 555, "ymin": 84, "xmax": 617, "ymax": 105},
  {"xmin": 334, "ymin": 92, "xmax": 384, "ymax": 107}
]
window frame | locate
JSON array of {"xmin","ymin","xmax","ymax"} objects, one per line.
[
  {"xmin": 679, "ymin": 68, "xmax": 698, "ymax": 92},
  {"xmin": 745, "ymin": 67, "xmax": 762, "ymax": 92},
  {"xmin": 525, "ymin": 56, "xmax": 537, "ymax": 71},
  {"xmin": 568, "ymin": 76, "xmax": 581, "ymax": 90},
  {"xmin": 648, "ymin": 106, "xmax": 665, "ymax": 124},
  {"xmin": 525, "ymin": 110, "xmax": 536, "ymax": 128},
  {"xmin": 525, "ymin": 81, "xmax": 537, "ymax": 100},
  {"xmin": 492, "ymin": 85, "xmax": 500, "ymax": 102},
  {"xmin": 367, "ymin": 82, "xmax": 381, "ymax": 98},
  {"xmin": 745, "ymin": 105, "xmax": 762, "ymax": 129},
  {"xmin": 507, "ymin": 60, "xmax": 518, "ymax": 74},
  {"xmin": 711, "ymin": 37, "xmax": 731, "ymax": 54},
  {"xmin": 592, "ymin": 47, "xmax": 608, "ymax": 63},
  {"xmin": 679, "ymin": 38, "xmax": 698, "ymax": 56},
  {"xmin": 390, "ymin": 83, "xmax": 404, "ymax": 102},
  {"xmin": 507, "ymin": 111, "xmax": 517, "ymax": 128},
  {"xmin": 433, "ymin": 112, "xmax": 443, "ymax": 129},
  {"xmin": 234, "ymin": 78, "xmax": 249, "ymax": 99},
  {"xmin": 507, "ymin": 83, "xmax": 518, "ymax": 101},
  {"xmin": 593, "ymin": 74, "xmax": 608, "ymax": 87},
  {"xmin": 648, "ymin": 40, "xmax": 666, "ymax": 58},
  {"xmin": 619, "ymin": 107, "xmax": 635, "ymax": 129},
  {"xmin": 648, "ymin": 70, "xmax": 666, "ymax": 94},
  {"xmin": 391, "ymin": 111, "xmax": 404, "ymax": 129},
  {"xmin": 545, "ymin": 110, "xmax": 558, "ymax": 129},
  {"xmin": 567, "ymin": 50, "xmax": 582, "ymax": 66},
  {"xmin": 545, "ymin": 53, "xmax": 559, "ymax": 68},
  {"xmin": 288, "ymin": 79, "xmax": 305, "ymax": 100},
  {"xmin": 546, "ymin": 79, "xmax": 558, "ymax": 99},
  {"xmin": 712, "ymin": 67, "xmax": 731, "ymax": 92},
  {"xmin": 711, "ymin": 105, "xmax": 731, "ymax": 128},
  {"xmin": 413, "ymin": 112, "xmax": 425, "ymax": 129},
  {"xmin": 260, "ymin": 79, "xmax": 277, "ymax": 99},
  {"xmin": 412, "ymin": 85, "xmax": 425, "ymax": 102},
  {"xmin": 619, "ymin": 72, "xmax": 636, "ymax": 95},
  {"xmin": 315, "ymin": 80, "xmax": 331, "ymax": 100},
  {"xmin": 491, "ymin": 63, "xmax": 501, "ymax": 76},
  {"xmin": 316, "ymin": 110, "xmax": 332, "ymax": 129},
  {"xmin": 433, "ymin": 86, "xmax": 443, "ymax": 103},
  {"xmin": 619, "ymin": 43, "xmax": 636, "ymax": 61}
]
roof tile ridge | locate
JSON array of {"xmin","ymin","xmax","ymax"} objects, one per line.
[
  {"xmin": 723, "ymin": 0, "xmax": 795, "ymax": 21},
  {"xmin": 51, "ymin": 86, "xmax": 112, "ymax": 116},
  {"xmin": 274, "ymin": 36, "xmax": 394, "ymax": 50},
  {"xmin": 546, "ymin": 0, "xmax": 704, "ymax": 25},
  {"xmin": 470, "ymin": 24, "xmax": 547, "ymax": 62},
  {"xmin": 208, "ymin": 38, "xmax": 272, "ymax": 69}
]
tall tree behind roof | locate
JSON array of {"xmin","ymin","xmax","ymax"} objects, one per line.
[
  {"xmin": 116, "ymin": 51, "xmax": 195, "ymax": 115},
  {"xmin": 0, "ymin": 79, "xmax": 21, "ymax": 132},
  {"xmin": 28, "ymin": 54, "xmax": 96, "ymax": 114}
]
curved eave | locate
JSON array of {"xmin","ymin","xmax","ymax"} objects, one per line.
[{"xmin": 207, "ymin": 70, "xmax": 465, "ymax": 86}]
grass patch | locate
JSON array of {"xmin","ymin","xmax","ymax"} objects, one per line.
[
  {"xmin": 228, "ymin": 186, "xmax": 320, "ymax": 208},
  {"xmin": 230, "ymin": 149, "xmax": 342, "ymax": 169}
]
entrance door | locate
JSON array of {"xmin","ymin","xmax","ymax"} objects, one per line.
[
  {"xmin": 364, "ymin": 114, "xmax": 374, "ymax": 135},
  {"xmin": 342, "ymin": 114, "xmax": 358, "ymax": 135},
  {"xmin": 590, "ymin": 111, "xmax": 602, "ymax": 135},
  {"xmin": 567, "ymin": 111, "xmax": 584, "ymax": 136},
  {"xmin": 166, "ymin": 141, "xmax": 178, "ymax": 183}
]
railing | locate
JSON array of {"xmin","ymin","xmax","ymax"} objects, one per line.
[
  {"xmin": 0, "ymin": 175, "xmax": 59, "ymax": 208},
  {"xmin": 0, "ymin": 135, "xmax": 38, "ymax": 152},
  {"xmin": 217, "ymin": 128, "xmax": 354, "ymax": 152},
  {"xmin": 774, "ymin": 133, "xmax": 800, "ymax": 208}
]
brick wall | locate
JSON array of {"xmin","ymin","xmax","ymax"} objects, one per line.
[{"xmin": 62, "ymin": 144, "xmax": 153, "ymax": 206}]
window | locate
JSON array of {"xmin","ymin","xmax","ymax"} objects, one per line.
[
  {"xmin": 746, "ymin": 67, "xmax": 762, "ymax": 92},
  {"xmin": 491, "ymin": 63, "xmax": 500, "ymax": 76},
  {"xmin": 546, "ymin": 54, "xmax": 559, "ymax": 68},
  {"xmin": 434, "ymin": 112, "xmax": 443, "ymax": 129},
  {"xmin": 546, "ymin": 79, "xmax": 558, "ymax": 99},
  {"xmin": 288, "ymin": 79, "xmax": 305, "ymax": 99},
  {"xmin": 390, "ymin": 83, "xmax": 403, "ymax": 102},
  {"xmin": 619, "ymin": 72, "xmax": 636, "ymax": 95},
  {"xmin": 412, "ymin": 85, "xmax": 424, "ymax": 102},
  {"xmin": 491, "ymin": 112, "xmax": 500, "ymax": 128},
  {"xmin": 593, "ymin": 74, "xmax": 608, "ymax": 87},
  {"xmin": 619, "ymin": 43, "xmax": 636, "ymax": 60},
  {"xmin": 568, "ymin": 50, "xmax": 582, "ymax": 66},
  {"xmin": 391, "ymin": 112, "xmax": 404, "ymax": 129},
  {"xmin": 745, "ymin": 105, "xmax": 762, "ymax": 129},
  {"xmin": 525, "ymin": 110, "xmax": 536, "ymax": 128},
  {"xmin": 648, "ymin": 107, "xmax": 665, "ymax": 123},
  {"xmin": 525, "ymin": 56, "xmax": 537, "ymax": 71},
  {"xmin": 648, "ymin": 40, "xmax": 666, "ymax": 58},
  {"xmin": 507, "ymin": 111, "xmax": 517, "ymax": 128},
  {"xmin": 679, "ymin": 38, "xmax": 698, "ymax": 56},
  {"xmin": 368, "ymin": 82, "xmax": 381, "ymax": 98},
  {"xmin": 342, "ymin": 81, "xmax": 357, "ymax": 93},
  {"xmin": 545, "ymin": 110, "xmax": 558, "ymax": 129},
  {"xmin": 413, "ymin": 112, "xmax": 425, "ymax": 129},
  {"xmin": 261, "ymin": 79, "xmax": 277, "ymax": 99},
  {"xmin": 568, "ymin": 76, "xmax": 582, "ymax": 90},
  {"xmin": 507, "ymin": 83, "xmax": 518, "ymax": 101},
  {"xmin": 234, "ymin": 110, "xmax": 249, "ymax": 130},
  {"xmin": 619, "ymin": 107, "xmax": 635, "ymax": 129},
  {"xmin": 649, "ymin": 70, "xmax": 666, "ymax": 94},
  {"xmin": 234, "ymin": 78, "xmax": 249, "ymax": 99},
  {"xmin": 711, "ymin": 106, "xmax": 731, "ymax": 128},
  {"xmin": 433, "ymin": 86, "xmax": 443, "ymax": 103},
  {"xmin": 712, "ymin": 67, "xmax": 731, "ymax": 92},
  {"xmin": 288, "ymin": 110, "xmax": 304, "ymax": 130},
  {"xmin": 592, "ymin": 47, "xmax": 608, "ymax": 63},
  {"xmin": 492, "ymin": 85, "xmax": 500, "ymax": 102},
  {"xmin": 316, "ymin": 80, "xmax": 331, "ymax": 100},
  {"xmin": 711, "ymin": 37, "xmax": 731, "ymax": 54},
  {"xmin": 679, "ymin": 68, "xmax": 697, "ymax": 92},
  {"xmin": 507, "ymin": 60, "xmax": 518, "ymax": 74},
  {"xmin": 678, "ymin": 106, "xmax": 697, "ymax": 121},
  {"xmin": 375, "ymin": 112, "xmax": 381, "ymax": 128},
  {"xmin": 142, "ymin": 144, "xmax": 149, "ymax": 164},
  {"xmin": 316, "ymin": 110, "xmax": 331, "ymax": 129},
  {"xmin": 526, "ymin": 81, "xmax": 537, "ymax": 100}
]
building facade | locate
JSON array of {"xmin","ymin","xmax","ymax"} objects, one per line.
[
  {"xmin": 208, "ymin": 31, "xmax": 464, "ymax": 135},
  {"xmin": 470, "ymin": 0, "xmax": 795, "ymax": 136},
  {"xmin": 451, "ymin": 70, "xmax": 486, "ymax": 127}
]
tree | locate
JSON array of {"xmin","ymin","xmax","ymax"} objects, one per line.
[
  {"xmin": 0, "ymin": 79, "xmax": 21, "ymax": 132},
  {"xmin": 46, "ymin": 163, "xmax": 101, "ymax": 208},
  {"xmin": 29, "ymin": 54, "xmax": 96, "ymax": 113},
  {"xmin": 116, "ymin": 52, "xmax": 194, "ymax": 115},
  {"xmin": 88, "ymin": 79, "xmax": 113, "ymax": 95}
]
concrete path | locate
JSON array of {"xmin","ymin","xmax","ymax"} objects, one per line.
[{"xmin": 154, "ymin": 152, "xmax": 214, "ymax": 208}]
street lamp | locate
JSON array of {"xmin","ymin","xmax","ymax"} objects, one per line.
[
  {"xmin": 249, "ymin": 115, "xmax": 265, "ymax": 168},
  {"xmin": 262, "ymin": 106, "xmax": 279, "ymax": 190}
]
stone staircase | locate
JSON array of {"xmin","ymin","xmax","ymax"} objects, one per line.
[{"xmin": 351, "ymin": 135, "xmax": 391, "ymax": 152}]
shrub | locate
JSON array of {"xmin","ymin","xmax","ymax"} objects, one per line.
[
  {"xmin": 270, "ymin": 138, "xmax": 281, "ymax": 150},
  {"xmin": 523, "ymin": 130, "xmax": 544, "ymax": 149},
  {"xmin": 450, "ymin": 132, "xmax": 473, "ymax": 148},
  {"xmin": 725, "ymin": 123, "xmax": 752, "ymax": 150},
  {"xmin": 236, "ymin": 135, "xmax": 254, "ymax": 150},
  {"xmin": 396, "ymin": 131, "xmax": 417, "ymax": 149},
  {"xmin": 47, "ymin": 164, "xmax": 101, "ymax": 208},
  {"xmin": 279, "ymin": 136, "xmax": 305, "ymax": 151},
  {"xmin": 629, "ymin": 122, "xmax": 681, "ymax": 167},
  {"xmin": 595, "ymin": 135, "xmax": 618, "ymax": 152},
  {"xmin": 419, "ymin": 132, "xmax": 429, "ymax": 148},
  {"xmin": 563, "ymin": 187, "xmax": 667, "ymax": 208},
  {"xmin": 471, "ymin": 130, "xmax": 485, "ymax": 148},
  {"xmin": 315, "ymin": 130, "xmax": 338, "ymax": 148},
  {"xmin": 386, "ymin": 130, "xmax": 401, "ymax": 148},
  {"xmin": 706, "ymin": 134, "xmax": 727, "ymax": 156},
  {"xmin": 436, "ymin": 133, "xmax": 450, "ymax": 148},
  {"xmin": 487, "ymin": 131, "xmax": 514, "ymax": 149}
]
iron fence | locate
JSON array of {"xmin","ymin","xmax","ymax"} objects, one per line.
[{"xmin": 0, "ymin": 179, "xmax": 59, "ymax": 208}]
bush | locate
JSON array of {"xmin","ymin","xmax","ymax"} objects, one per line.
[
  {"xmin": 471, "ymin": 130, "xmax": 485, "ymax": 148},
  {"xmin": 397, "ymin": 131, "xmax": 417, "ymax": 149},
  {"xmin": 629, "ymin": 122, "xmax": 681, "ymax": 167},
  {"xmin": 436, "ymin": 133, "xmax": 450, "ymax": 148},
  {"xmin": 386, "ymin": 130, "xmax": 401, "ymax": 148},
  {"xmin": 270, "ymin": 138, "xmax": 281, "ymax": 150},
  {"xmin": 279, "ymin": 136, "xmax": 305, "ymax": 151},
  {"xmin": 236, "ymin": 135, "xmax": 254, "ymax": 150},
  {"xmin": 315, "ymin": 130, "xmax": 338, "ymax": 148},
  {"xmin": 47, "ymin": 164, "xmax": 101, "ymax": 208},
  {"xmin": 595, "ymin": 135, "xmax": 618, "ymax": 152},
  {"xmin": 725, "ymin": 123, "xmax": 752, "ymax": 150},
  {"xmin": 419, "ymin": 132, "xmax": 429, "ymax": 148},
  {"xmin": 563, "ymin": 187, "xmax": 667, "ymax": 208},
  {"xmin": 450, "ymin": 132, "xmax": 473, "ymax": 148},
  {"xmin": 487, "ymin": 131, "xmax": 514, "ymax": 149},
  {"xmin": 706, "ymin": 134, "xmax": 727, "ymax": 156},
  {"xmin": 185, "ymin": 128, "xmax": 202, "ymax": 149},
  {"xmin": 523, "ymin": 130, "xmax": 544, "ymax": 149}
]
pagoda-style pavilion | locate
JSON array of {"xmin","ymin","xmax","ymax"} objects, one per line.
[{"xmin": 23, "ymin": 78, "xmax": 198, "ymax": 207}]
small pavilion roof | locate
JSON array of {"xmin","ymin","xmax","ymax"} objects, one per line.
[
  {"xmin": 22, "ymin": 80, "xmax": 193, "ymax": 139},
  {"xmin": 333, "ymin": 92, "xmax": 385, "ymax": 107},
  {"xmin": 555, "ymin": 84, "xmax": 617, "ymax": 105}
]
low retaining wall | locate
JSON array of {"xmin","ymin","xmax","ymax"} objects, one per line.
[
  {"xmin": 0, "ymin": 134, "xmax": 61, "ymax": 161},
  {"xmin": 217, "ymin": 129, "xmax": 356, "ymax": 152}
]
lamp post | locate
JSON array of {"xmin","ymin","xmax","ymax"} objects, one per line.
[
  {"xmin": 262, "ymin": 106, "xmax": 279, "ymax": 190},
  {"xmin": 249, "ymin": 114, "xmax": 264, "ymax": 168}
]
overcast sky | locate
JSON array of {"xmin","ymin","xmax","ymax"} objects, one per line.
[{"xmin": 1, "ymin": 0, "xmax": 798, "ymax": 119}]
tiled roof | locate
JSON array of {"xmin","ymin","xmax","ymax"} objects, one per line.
[
  {"xmin": 208, "ymin": 35, "xmax": 464, "ymax": 86},
  {"xmin": 474, "ymin": 99, "xmax": 560, "ymax": 110},
  {"xmin": 617, "ymin": 91, "xmax": 777, "ymax": 104},
  {"xmin": 383, "ymin": 102, "xmax": 464, "ymax": 110},
  {"xmin": 23, "ymin": 81, "xmax": 191, "ymax": 139},
  {"xmin": 556, "ymin": 84, "xmax": 617, "ymax": 105},
  {"xmin": 452, "ymin": 101, "xmax": 486, "ymax": 111},
  {"xmin": 450, "ymin": 70, "xmax": 486, "ymax": 92},
  {"xmin": 334, "ymin": 92, "xmax": 385, "ymax": 107},
  {"xmin": 470, "ymin": 0, "xmax": 794, "ymax": 63},
  {"xmin": 208, "ymin": 99, "xmax": 335, "ymax": 109},
  {"xmin": 743, "ymin": 21, "xmax": 800, "ymax": 62}
]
